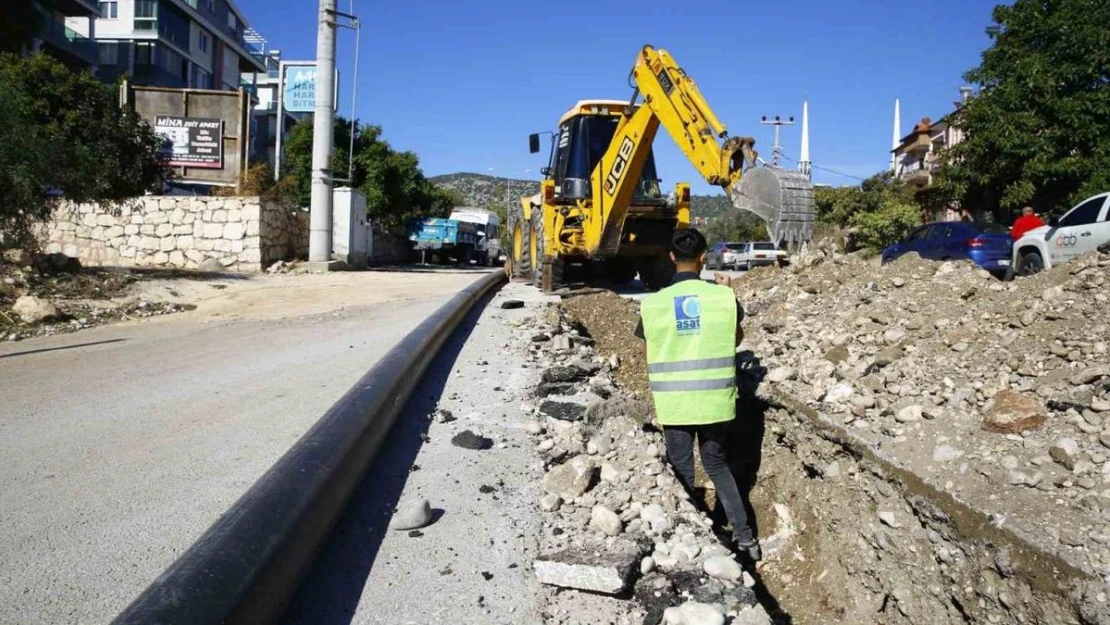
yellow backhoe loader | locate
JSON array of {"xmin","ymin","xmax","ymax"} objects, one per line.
[{"xmin": 509, "ymin": 44, "xmax": 758, "ymax": 292}]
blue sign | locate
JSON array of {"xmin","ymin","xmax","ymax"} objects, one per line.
[
  {"xmin": 673, "ymin": 295, "xmax": 702, "ymax": 335},
  {"xmin": 283, "ymin": 65, "xmax": 318, "ymax": 113}
]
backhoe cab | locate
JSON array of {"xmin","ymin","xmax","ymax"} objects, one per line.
[{"xmin": 508, "ymin": 45, "xmax": 758, "ymax": 292}]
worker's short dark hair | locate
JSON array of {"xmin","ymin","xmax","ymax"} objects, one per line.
[{"xmin": 671, "ymin": 228, "xmax": 708, "ymax": 261}]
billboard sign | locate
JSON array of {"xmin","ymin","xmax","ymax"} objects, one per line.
[
  {"xmin": 154, "ymin": 115, "xmax": 224, "ymax": 169},
  {"xmin": 282, "ymin": 64, "xmax": 318, "ymax": 113}
]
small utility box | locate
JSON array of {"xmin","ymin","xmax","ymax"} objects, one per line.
[{"xmin": 333, "ymin": 187, "xmax": 368, "ymax": 269}]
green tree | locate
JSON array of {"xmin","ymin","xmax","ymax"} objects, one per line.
[
  {"xmin": 704, "ymin": 209, "xmax": 768, "ymax": 245},
  {"xmin": 848, "ymin": 200, "xmax": 921, "ymax": 252},
  {"xmin": 279, "ymin": 117, "xmax": 455, "ymax": 230},
  {"xmin": 0, "ymin": 54, "xmax": 166, "ymax": 248},
  {"xmin": 812, "ymin": 172, "xmax": 924, "ymax": 251},
  {"xmin": 939, "ymin": 0, "xmax": 1110, "ymax": 216}
]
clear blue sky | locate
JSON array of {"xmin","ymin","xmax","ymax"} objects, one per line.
[{"xmin": 241, "ymin": 0, "xmax": 1001, "ymax": 195}]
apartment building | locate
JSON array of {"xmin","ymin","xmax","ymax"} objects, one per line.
[
  {"xmin": 81, "ymin": 0, "xmax": 265, "ymax": 91},
  {"xmin": 29, "ymin": 0, "xmax": 101, "ymax": 71},
  {"xmin": 891, "ymin": 88, "xmax": 972, "ymax": 221}
]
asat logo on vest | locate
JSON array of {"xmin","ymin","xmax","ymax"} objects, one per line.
[{"xmin": 673, "ymin": 295, "xmax": 701, "ymax": 335}]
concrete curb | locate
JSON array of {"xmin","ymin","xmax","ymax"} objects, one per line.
[{"xmin": 111, "ymin": 270, "xmax": 507, "ymax": 625}]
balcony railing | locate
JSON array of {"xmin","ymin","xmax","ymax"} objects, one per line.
[{"xmin": 41, "ymin": 19, "xmax": 98, "ymax": 66}]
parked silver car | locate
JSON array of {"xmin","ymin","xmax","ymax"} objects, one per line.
[{"xmin": 707, "ymin": 242, "xmax": 745, "ymax": 270}]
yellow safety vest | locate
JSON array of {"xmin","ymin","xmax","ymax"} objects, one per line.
[{"xmin": 641, "ymin": 279, "xmax": 737, "ymax": 426}]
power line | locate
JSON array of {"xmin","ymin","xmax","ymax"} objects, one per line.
[{"xmin": 779, "ymin": 153, "xmax": 867, "ymax": 182}]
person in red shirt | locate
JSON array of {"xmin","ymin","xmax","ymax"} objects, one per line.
[{"xmin": 1011, "ymin": 206, "xmax": 1046, "ymax": 240}]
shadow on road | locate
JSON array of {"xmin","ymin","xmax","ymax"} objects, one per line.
[
  {"xmin": 0, "ymin": 338, "xmax": 126, "ymax": 360},
  {"xmin": 277, "ymin": 292, "xmax": 491, "ymax": 624}
]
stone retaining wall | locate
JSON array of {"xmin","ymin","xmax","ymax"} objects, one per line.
[{"xmin": 45, "ymin": 197, "xmax": 308, "ymax": 272}]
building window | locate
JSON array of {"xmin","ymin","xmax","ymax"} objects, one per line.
[
  {"xmin": 198, "ymin": 31, "xmax": 209, "ymax": 52},
  {"xmin": 227, "ymin": 11, "xmax": 238, "ymax": 36},
  {"xmin": 99, "ymin": 1, "xmax": 118, "ymax": 18},
  {"xmin": 134, "ymin": 0, "xmax": 157, "ymax": 30},
  {"xmin": 193, "ymin": 66, "xmax": 212, "ymax": 89},
  {"xmin": 98, "ymin": 41, "xmax": 120, "ymax": 64},
  {"xmin": 205, "ymin": 0, "xmax": 214, "ymax": 11}
]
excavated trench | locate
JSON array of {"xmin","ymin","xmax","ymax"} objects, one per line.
[{"xmin": 562, "ymin": 292, "xmax": 1108, "ymax": 625}]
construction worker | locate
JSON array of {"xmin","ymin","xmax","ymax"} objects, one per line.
[{"xmin": 634, "ymin": 228, "xmax": 761, "ymax": 564}]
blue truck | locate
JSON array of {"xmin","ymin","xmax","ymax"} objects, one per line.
[{"xmin": 405, "ymin": 217, "xmax": 481, "ymax": 265}]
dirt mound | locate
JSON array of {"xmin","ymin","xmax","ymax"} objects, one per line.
[
  {"xmin": 562, "ymin": 293, "xmax": 649, "ymax": 400},
  {"xmin": 558, "ymin": 248, "xmax": 1110, "ymax": 624}
]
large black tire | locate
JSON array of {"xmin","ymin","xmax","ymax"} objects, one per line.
[
  {"xmin": 530, "ymin": 208, "xmax": 564, "ymax": 292},
  {"xmin": 1018, "ymin": 250, "xmax": 1044, "ymax": 277},
  {"xmin": 507, "ymin": 201, "xmax": 532, "ymax": 280}
]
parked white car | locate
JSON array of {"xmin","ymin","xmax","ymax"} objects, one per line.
[
  {"xmin": 1012, "ymin": 192, "xmax": 1110, "ymax": 276},
  {"xmin": 735, "ymin": 242, "xmax": 786, "ymax": 271}
]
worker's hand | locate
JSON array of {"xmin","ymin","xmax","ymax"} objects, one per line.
[{"xmin": 714, "ymin": 273, "xmax": 732, "ymax": 287}]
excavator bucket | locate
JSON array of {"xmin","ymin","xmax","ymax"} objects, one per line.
[{"xmin": 729, "ymin": 166, "xmax": 816, "ymax": 250}]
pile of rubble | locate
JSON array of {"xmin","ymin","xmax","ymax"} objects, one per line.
[
  {"xmin": 1, "ymin": 251, "xmax": 194, "ymax": 341},
  {"xmin": 514, "ymin": 304, "xmax": 773, "ymax": 625},
  {"xmin": 549, "ymin": 248, "xmax": 1110, "ymax": 624},
  {"xmin": 734, "ymin": 248, "xmax": 1110, "ymax": 582}
]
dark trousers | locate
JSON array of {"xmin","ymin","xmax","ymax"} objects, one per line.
[{"xmin": 663, "ymin": 421, "xmax": 754, "ymax": 544}]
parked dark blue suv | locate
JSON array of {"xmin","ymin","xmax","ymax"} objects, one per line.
[{"xmin": 881, "ymin": 221, "xmax": 1013, "ymax": 276}]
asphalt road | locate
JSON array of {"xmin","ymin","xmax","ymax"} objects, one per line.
[{"xmin": 0, "ymin": 270, "xmax": 484, "ymax": 625}]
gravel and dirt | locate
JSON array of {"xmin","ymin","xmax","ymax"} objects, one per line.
[{"xmin": 551, "ymin": 246, "xmax": 1110, "ymax": 625}]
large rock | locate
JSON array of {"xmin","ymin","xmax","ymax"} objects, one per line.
[
  {"xmin": 534, "ymin": 538, "xmax": 644, "ymax": 594},
  {"xmin": 981, "ymin": 390, "xmax": 1046, "ymax": 434},
  {"xmin": 1072, "ymin": 366, "xmax": 1110, "ymax": 387},
  {"xmin": 767, "ymin": 367, "xmax": 795, "ymax": 383},
  {"xmin": 732, "ymin": 606, "xmax": 774, "ymax": 625},
  {"xmin": 590, "ymin": 505, "xmax": 623, "ymax": 536},
  {"xmin": 539, "ymin": 400, "xmax": 586, "ymax": 422},
  {"xmin": 12, "ymin": 296, "xmax": 60, "ymax": 323},
  {"xmin": 1049, "ymin": 437, "xmax": 1079, "ymax": 470},
  {"xmin": 542, "ymin": 455, "xmax": 596, "ymax": 500},
  {"xmin": 389, "ymin": 498, "xmax": 433, "ymax": 531},
  {"xmin": 895, "ymin": 405, "xmax": 923, "ymax": 424},
  {"xmin": 872, "ymin": 346, "xmax": 903, "ymax": 368},
  {"xmin": 703, "ymin": 555, "xmax": 742, "ymax": 582},
  {"xmin": 199, "ymin": 258, "xmax": 225, "ymax": 272},
  {"xmin": 663, "ymin": 601, "xmax": 726, "ymax": 625},
  {"xmin": 542, "ymin": 365, "xmax": 590, "ymax": 384},
  {"xmin": 824, "ymin": 383, "xmax": 854, "ymax": 404}
]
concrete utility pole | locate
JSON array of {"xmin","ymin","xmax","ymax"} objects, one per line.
[
  {"xmin": 890, "ymin": 98, "xmax": 901, "ymax": 173},
  {"xmin": 798, "ymin": 101, "xmax": 811, "ymax": 180},
  {"xmin": 308, "ymin": 0, "xmax": 337, "ymax": 264},
  {"xmin": 760, "ymin": 114, "xmax": 795, "ymax": 167}
]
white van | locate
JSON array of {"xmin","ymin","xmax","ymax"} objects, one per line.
[{"xmin": 448, "ymin": 207, "xmax": 503, "ymax": 266}]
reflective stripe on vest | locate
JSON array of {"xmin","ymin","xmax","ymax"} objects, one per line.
[{"xmin": 641, "ymin": 279, "xmax": 738, "ymax": 426}]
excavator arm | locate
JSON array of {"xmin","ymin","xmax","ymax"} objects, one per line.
[{"xmin": 585, "ymin": 45, "xmax": 757, "ymax": 254}]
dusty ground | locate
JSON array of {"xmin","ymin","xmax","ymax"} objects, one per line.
[
  {"xmin": 555, "ymin": 248, "xmax": 1110, "ymax": 625},
  {"xmin": 282, "ymin": 281, "xmax": 552, "ymax": 625}
]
